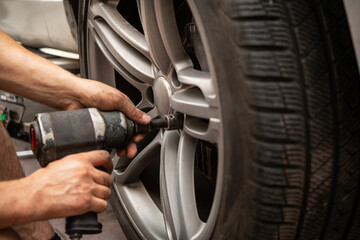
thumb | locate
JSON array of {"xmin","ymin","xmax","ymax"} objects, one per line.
[{"xmin": 118, "ymin": 96, "xmax": 151, "ymax": 125}]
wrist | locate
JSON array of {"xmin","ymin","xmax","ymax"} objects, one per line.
[
  {"xmin": 67, "ymin": 77, "xmax": 111, "ymax": 110},
  {"xmin": 20, "ymin": 170, "xmax": 49, "ymax": 222},
  {"xmin": 54, "ymin": 75, "xmax": 88, "ymax": 110},
  {"xmin": 18, "ymin": 175, "xmax": 42, "ymax": 222},
  {"xmin": 0, "ymin": 177, "xmax": 38, "ymax": 227}
]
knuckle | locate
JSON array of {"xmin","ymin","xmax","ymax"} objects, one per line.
[
  {"xmin": 101, "ymin": 188, "xmax": 111, "ymax": 200},
  {"xmin": 108, "ymin": 176, "xmax": 113, "ymax": 185},
  {"xmin": 79, "ymin": 182, "xmax": 89, "ymax": 191},
  {"xmin": 78, "ymin": 167, "xmax": 91, "ymax": 178},
  {"xmin": 93, "ymin": 200, "xmax": 108, "ymax": 213},
  {"xmin": 75, "ymin": 152, "xmax": 87, "ymax": 160},
  {"xmin": 99, "ymin": 173, "xmax": 111, "ymax": 187},
  {"xmin": 99, "ymin": 201, "xmax": 108, "ymax": 212},
  {"xmin": 114, "ymin": 94, "xmax": 125, "ymax": 106},
  {"xmin": 106, "ymin": 188, "xmax": 112, "ymax": 199},
  {"xmin": 100, "ymin": 150, "xmax": 110, "ymax": 158},
  {"xmin": 102, "ymin": 151, "xmax": 111, "ymax": 161},
  {"xmin": 95, "ymin": 150, "xmax": 110, "ymax": 162},
  {"xmin": 130, "ymin": 106, "xmax": 141, "ymax": 119},
  {"xmin": 103, "ymin": 176, "xmax": 110, "ymax": 186},
  {"xmin": 79, "ymin": 195, "xmax": 92, "ymax": 210},
  {"xmin": 116, "ymin": 92, "xmax": 124, "ymax": 101}
]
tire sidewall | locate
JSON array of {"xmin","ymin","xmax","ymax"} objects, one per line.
[{"xmin": 189, "ymin": 0, "xmax": 250, "ymax": 238}]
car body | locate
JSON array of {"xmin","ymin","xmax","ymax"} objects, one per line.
[{"xmin": 0, "ymin": 0, "xmax": 77, "ymax": 52}]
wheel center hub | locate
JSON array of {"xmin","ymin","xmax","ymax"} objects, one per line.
[{"xmin": 153, "ymin": 76, "xmax": 172, "ymax": 115}]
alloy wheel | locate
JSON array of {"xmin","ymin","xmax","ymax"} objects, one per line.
[{"xmin": 83, "ymin": 0, "xmax": 224, "ymax": 239}]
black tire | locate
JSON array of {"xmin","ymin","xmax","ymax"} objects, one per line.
[{"xmin": 78, "ymin": 0, "xmax": 360, "ymax": 239}]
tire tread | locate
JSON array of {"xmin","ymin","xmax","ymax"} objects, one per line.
[{"xmin": 217, "ymin": 0, "xmax": 360, "ymax": 239}]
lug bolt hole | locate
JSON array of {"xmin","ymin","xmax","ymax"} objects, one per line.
[
  {"xmin": 146, "ymin": 87, "xmax": 154, "ymax": 105},
  {"xmin": 171, "ymin": 71, "xmax": 181, "ymax": 88}
]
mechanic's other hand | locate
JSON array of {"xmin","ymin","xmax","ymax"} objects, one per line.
[
  {"xmin": 67, "ymin": 78, "xmax": 151, "ymax": 125},
  {"xmin": 67, "ymin": 78, "xmax": 151, "ymax": 158},
  {"xmin": 28, "ymin": 150, "xmax": 113, "ymax": 220}
]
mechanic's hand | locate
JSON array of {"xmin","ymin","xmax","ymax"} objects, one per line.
[
  {"xmin": 27, "ymin": 150, "xmax": 113, "ymax": 219},
  {"xmin": 65, "ymin": 78, "xmax": 151, "ymax": 158}
]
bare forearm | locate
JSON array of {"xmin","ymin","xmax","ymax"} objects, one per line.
[
  {"xmin": 0, "ymin": 31, "xmax": 149, "ymax": 124},
  {"xmin": 0, "ymin": 31, "xmax": 82, "ymax": 109},
  {"xmin": 0, "ymin": 178, "xmax": 35, "ymax": 228}
]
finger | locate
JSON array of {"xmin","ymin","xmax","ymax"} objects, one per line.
[
  {"xmin": 79, "ymin": 150, "xmax": 113, "ymax": 173},
  {"xmin": 116, "ymin": 134, "xmax": 144, "ymax": 157},
  {"xmin": 117, "ymin": 95, "xmax": 151, "ymax": 125},
  {"xmin": 119, "ymin": 91, "xmax": 132, "ymax": 102},
  {"xmin": 92, "ymin": 169, "xmax": 113, "ymax": 187},
  {"xmin": 133, "ymin": 134, "xmax": 145, "ymax": 143},
  {"xmin": 90, "ymin": 198, "xmax": 108, "ymax": 213},
  {"xmin": 126, "ymin": 142, "xmax": 138, "ymax": 158},
  {"xmin": 92, "ymin": 185, "xmax": 111, "ymax": 200},
  {"xmin": 117, "ymin": 149, "xmax": 126, "ymax": 157}
]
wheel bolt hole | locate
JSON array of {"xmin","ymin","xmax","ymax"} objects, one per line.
[
  {"xmin": 146, "ymin": 87, "xmax": 154, "ymax": 105},
  {"xmin": 171, "ymin": 71, "xmax": 181, "ymax": 88}
]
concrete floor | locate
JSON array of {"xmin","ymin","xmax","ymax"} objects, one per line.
[{"xmin": 12, "ymin": 99, "xmax": 127, "ymax": 240}]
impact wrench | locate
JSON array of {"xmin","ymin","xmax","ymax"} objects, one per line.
[{"xmin": 29, "ymin": 108, "xmax": 184, "ymax": 240}]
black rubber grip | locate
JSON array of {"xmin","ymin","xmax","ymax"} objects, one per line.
[
  {"xmin": 50, "ymin": 110, "xmax": 99, "ymax": 160},
  {"xmin": 65, "ymin": 212, "xmax": 102, "ymax": 238}
]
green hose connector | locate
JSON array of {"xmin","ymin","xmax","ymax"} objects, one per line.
[{"xmin": 0, "ymin": 113, "xmax": 6, "ymax": 121}]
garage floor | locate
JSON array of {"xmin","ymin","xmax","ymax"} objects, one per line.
[{"xmin": 11, "ymin": 99, "xmax": 127, "ymax": 240}]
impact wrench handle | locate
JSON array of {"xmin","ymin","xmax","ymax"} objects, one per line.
[
  {"xmin": 66, "ymin": 212, "xmax": 102, "ymax": 240},
  {"xmin": 65, "ymin": 166, "xmax": 105, "ymax": 240}
]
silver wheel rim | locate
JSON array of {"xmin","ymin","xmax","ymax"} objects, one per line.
[{"xmin": 85, "ymin": 1, "xmax": 224, "ymax": 239}]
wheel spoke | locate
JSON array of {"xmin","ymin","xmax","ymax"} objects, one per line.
[
  {"xmin": 140, "ymin": 0, "xmax": 171, "ymax": 73},
  {"xmin": 136, "ymin": 0, "xmax": 141, "ymax": 17},
  {"xmin": 136, "ymin": 98, "xmax": 154, "ymax": 113},
  {"xmin": 90, "ymin": 20, "xmax": 154, "ymax": 85},
  {"xmin": 154, "ymin": 0, "xmax": 193, "ymax": 72},
  {"xmin": 87, "ymin": 28, "xmax": 117, "ymax": 87},
  {"xmin": 177, "ymin": 68, "xmax": 217, "ymax": 107},
  {"xmin": 89, "ymin": 2, "xmax": 150, "ymax": 59},
  {"xmin": 171, "ymin": 68, "xmax": 219, "ymax": 119},
  {"xmin": 177, "ymin": 132, "xmax": 204, "ymax": 238},
  {"xmin": 160, "ymin": 131, "xmax": 205, "ymax": 240},
  {"xmin": 184, "ymin": 116, "xmax": 221, "ymax": 143},
  {"xmin": 171, "ymin": 88, "xmax": 210, "ymax": 119},
  {"xmin": 160, "ymin": 131, "xmax": 181, "ymax": 239},
  {"xmin": 115, "ymin": 131, "xmax": 162, "ymax": 184},
  {"xmin": 113, "ymin": 182, "xmax": 167, "ymax": 239},
  {"xmin": 89, "ymin": 27, "xmax": 149, "ymax": 90}
]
